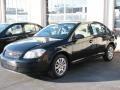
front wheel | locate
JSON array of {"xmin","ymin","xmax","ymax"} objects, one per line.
[
  {"xmin": 103, "ymin": 45, "xmax": 114, "ymax": 61},
  {"xmin": 49, "ymin": 54, "xmax": 68, "ymax": 78}
]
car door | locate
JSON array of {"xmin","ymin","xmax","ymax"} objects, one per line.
[
  {"xmin": 71, "ymin": 23, "xmax": 95, "ymax": 61},
  {"xmin": 90, "ymin": 23, "xmax": 108, "ymax": 54},
  {"xmin": 23, "ymin": 24, "xmax": 42, "ymax": 37},
  {"xmin": 3, "ymin": 24, "xmax": 25, "ymax": 45}
]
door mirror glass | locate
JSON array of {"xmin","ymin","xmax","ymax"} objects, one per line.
[{"xmin": 75, "ymin": 34, "xmax": 84, "ymax": 39}]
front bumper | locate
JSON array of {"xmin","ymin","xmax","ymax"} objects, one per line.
[{"xmin": 0, "ymin": 55, "xmax": 49, "ymax": 74}]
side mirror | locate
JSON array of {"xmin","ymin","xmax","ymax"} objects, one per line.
[
  {"xmin": 75, "ymin": 34, "xmax": 84, "ymax": 39},
  {"xmin": 72, "ymin": 34, "xmax": 84, "ymax": 41}
]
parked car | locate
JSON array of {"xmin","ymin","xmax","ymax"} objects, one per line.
[
  {"xmin": 0, "ymin": 21, "xmax": 117, "ymax": 78},
  {"xmin": 0, "ymin": 22, "xmax": 42, "ymax": 53}
]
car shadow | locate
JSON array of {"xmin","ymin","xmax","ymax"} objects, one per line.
[{"xmin": 27, "ymin": 53, "xmax": 120, "ymax": 83}]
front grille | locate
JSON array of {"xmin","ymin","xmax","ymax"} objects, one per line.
[{"xmin": 4, "ymin": 50, "xmax": 22, "ymax": 59}]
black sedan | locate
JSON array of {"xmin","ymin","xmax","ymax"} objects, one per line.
[
  {"xmin": 0, "ymin": 21, "xmax": 117, "ymax": 78},
  {"xmin": 0, "ymin": 22, "xmax": 42, "ymax": 53}
]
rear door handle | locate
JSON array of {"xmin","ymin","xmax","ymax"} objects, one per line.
[{"xmin": 89, "ymin": 40, "xmax": 93, "ymax": 43}]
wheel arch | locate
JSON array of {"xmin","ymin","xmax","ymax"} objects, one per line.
[
  {"xmin": 49, "ymin": 51, "xmax": 72, "ymax": 69},
  {"xmin": 108, "ymin": 42, "xmax": 116, "ymax": 49}
]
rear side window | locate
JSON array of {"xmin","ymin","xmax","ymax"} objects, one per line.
[
  {"xmin": 91, "ymin": 23, "xmax": 105, "ymax": 35},
  {"xmin": 105, "ymin": 27, "xmax": 111, "ymax": 35},
  {"xmin": 24, "ymin": 24, "xmax": 40, "ymax": 33},
  {"xmin": 34, "ymin": 25, "xmax": 41, "ymax": 32}
]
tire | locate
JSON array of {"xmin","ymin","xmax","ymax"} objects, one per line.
[
  {"xmin": 103, "ymin": 45, "xmax": 114, "ymax": 61},
  {"xmin": 49, "ymin": 54, "xmax": 68, "ymax": 78}
]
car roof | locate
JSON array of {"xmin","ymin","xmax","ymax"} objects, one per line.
[
  {"xmin": 58, "ymin": 21, "xmax": 101, "ymax": 25},
  {"xmin": 79, "ymin": 21, "xmax": 101, "ymax": 24},
  {"xmin": 0, "ymin": 22, "xmax": 42, "ymax": 27}
]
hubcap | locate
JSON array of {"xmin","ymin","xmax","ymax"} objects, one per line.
[
  {"xmin": 107, "ymin": 47, "xmax": 114, "ymax": 60},
  {"xmin": 55, "ymin": 58, "xmax": 67, "ymax": 76}
]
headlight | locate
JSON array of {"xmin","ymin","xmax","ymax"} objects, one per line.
[
  {"xmin": 4, "ymin": 50, "xmax": 22, "ymax": 59},
  {"xmin": 23, "ymin": 49, "xmax": 46, "ymax": 59}
]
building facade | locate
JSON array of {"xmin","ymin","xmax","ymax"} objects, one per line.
[{"xmin": 0, "ymin": 0, "xmax": 119, "ymax": 30}]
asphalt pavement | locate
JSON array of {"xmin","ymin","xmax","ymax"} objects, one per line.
[{"xmin": 0, "ymin": 53, "xmax": 120, "ymax": 90}]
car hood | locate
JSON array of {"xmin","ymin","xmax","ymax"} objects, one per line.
[{"xmin": 4, "ymin": 37, "xmax": 61, "ymax": 52}]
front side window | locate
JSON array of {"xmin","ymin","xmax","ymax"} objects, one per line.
[
  {"xmin": 6, "ymin": 25, "xmax": 23, "ymax": 35},
  {"xmin": 74, "ymin": 24, "xmax": 91, "ymax": 38},
  {"xmin": 34, "ymin": 23, "xmax": 76, "ymax": 39}
]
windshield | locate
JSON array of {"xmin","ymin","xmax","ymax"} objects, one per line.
[
  {"xmin": 0, "ymin": 24, "xmax": 9, "ymax": 33},
  {"xmin": 34, "ymin": 23, "xmax": 76, "ymax": 39}
]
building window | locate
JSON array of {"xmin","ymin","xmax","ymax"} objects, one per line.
[
  {"xmin": 114, "ymin": 0, "xmax": 120, "ymax": 29},
  {"xmin": 6, "ymin": 0, "xmax": 29, "ymax": 23},
  {"xmin": 47, "ymin": 0, "xmax": 87, "ymax": 24},
  {"xmin": 85, "ymin": 7, "xmax": 87, "ymax": 13}
]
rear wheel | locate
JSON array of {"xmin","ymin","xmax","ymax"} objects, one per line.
[
  {"xmin": 49, "ymin": 54, "xmax": 68, "ymax": 78},
  {"xmin": 103, "ymin": 45, "xmax": 114, "ymax": 61}
]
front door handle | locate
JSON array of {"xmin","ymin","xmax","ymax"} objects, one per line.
[{"xmin": 8, "ymin": 37, "xmax": 17, "ymax": 41}]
